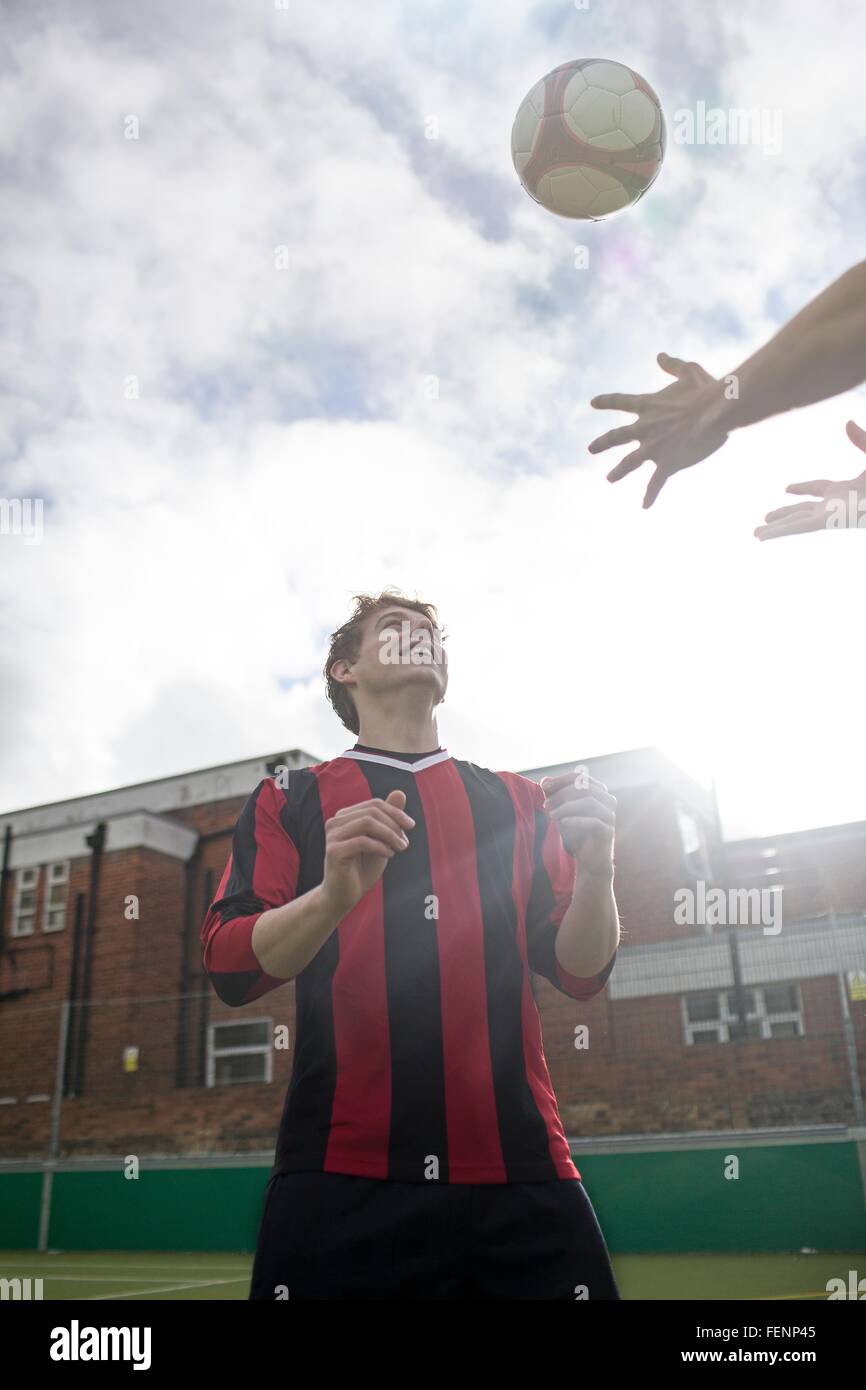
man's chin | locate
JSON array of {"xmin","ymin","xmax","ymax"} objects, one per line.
[{"xmin": 392, "ymin": 663, "xmax": 447, "ymax": 696}]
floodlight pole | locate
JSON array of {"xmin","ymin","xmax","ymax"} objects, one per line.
[
  {"xmin": 38, "ymin": 999, "xmax": 71, "ymax": 1252},
  {"xmin": 828, "ymin": 898, "xmax": 865, "ymax": 1128}
]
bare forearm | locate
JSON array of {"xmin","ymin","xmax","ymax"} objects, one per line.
[
  {"xmin": 554, "ymin": 868, "xmax": 620, "ymax": 978},
  {"xmin": 712, "ymin": 260, "xmax": 866, "ymax": 431},
  {"xmin": 251, "ymin": 883, "xmax": 343, "ymax": 980}
]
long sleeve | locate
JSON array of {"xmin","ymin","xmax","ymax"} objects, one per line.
[
  {"xmin": 525, "ymin": 784, "xmax": 617, "ymax": 1000},
  {"xmin": 201, "ymin": 776, "xmax": 301, "ymax": 1007}
]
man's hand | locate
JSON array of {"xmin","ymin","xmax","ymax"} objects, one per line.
[
  {"xmin": 321, "ymin": 791, "xmax": 414, "ymax": 920},
  {"xmin": 589, "ymin": 353, "xmax": 730, "ymax": 508},
  {"xmin": 540, "ymin": 770, "xmax": 616, "ymax": 878},
  {"xmin": 754, "ymin": 419, "xmax": 866, "ymax": 541}
]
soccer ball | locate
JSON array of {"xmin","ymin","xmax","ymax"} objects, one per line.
[{"xmin": 510, "ymin": 58, "xmax": 666, "ymax": 220}]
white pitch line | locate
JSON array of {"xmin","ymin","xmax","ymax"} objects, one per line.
[
  {"xmin": 83, "ymin": 1277, "xmax": 250, "ymax": 1300},
  {"xmin": 9, "ymin": 1274, "xmax": 243, "ymax": 1283},
  {"xmin": 0, "ymin": 1261, "xmax": 250, "ymax": 1273}
]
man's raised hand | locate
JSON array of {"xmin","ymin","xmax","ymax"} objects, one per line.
[
  {"xmin": 541, "ymin": 770, "xmax": 616, "ymax": 879},
  {"xmin": 321, "ymin": 791, "xmax": 414, "ymax": 920},
  {"xmin": 755, "ymin": 419, "xmax": 866, "ymax": 541},
  {"xmin": 589, "ymin": 353, "xmax": 729, "ymax": 508}
]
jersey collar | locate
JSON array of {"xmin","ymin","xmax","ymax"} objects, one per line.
[{"xmin": 339, "ymin": 748, "xmax": 451, "ymax": 773}]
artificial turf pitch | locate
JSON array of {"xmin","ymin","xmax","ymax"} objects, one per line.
[{"xmin": 3, "ymin": 1249, "xmax": 863, "ymax": 1300}]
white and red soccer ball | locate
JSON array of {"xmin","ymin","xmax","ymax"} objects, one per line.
[{"xmin": 511, "ymin": 58, "xmax": 666, "ymax": 220}]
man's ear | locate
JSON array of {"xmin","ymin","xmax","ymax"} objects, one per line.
[{"xmin": 330, "ymin": 658, "xmax": 355, "ymax": 687}]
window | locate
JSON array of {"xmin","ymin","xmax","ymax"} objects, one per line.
[
  {"xmin": 207, "ymin": 1019, "xmax": 272, "ymax": 1087},
  {"xmin": 761, "ymin": 984, "xmax": 803, "ymax": 1039},
  {"xmin": 12, "ymin": 867, "xmax": 39, "ymax": 937},
  {"xmin": 685, "ymin": 993, "xmax": 720, "ymax": 1024},
  {"xmin": 676, "ymin": 804, "xmax": 712, "ymax": 880},
  {"xmin": 752, "ymin": 846, "xmax": 784, "ymax": 896},
  {"xmin": 762, "ymin": 983, "xmax": 798, "ymax": 1013},
  {"xmin": 677, "ymin": 807, "xmax": 702, "ymax": 857},
  {"xmin": 683, "ymin": 983, "xmax": 804, "ymax": 1044},
  {"xmin": 43, "ymin": 861, "xmax": 69, "ymax": 933}
]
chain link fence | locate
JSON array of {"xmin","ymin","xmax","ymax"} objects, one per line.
[{"xmin": 1, "ymin": 917, "xmax": 864, "ymax": 1174}]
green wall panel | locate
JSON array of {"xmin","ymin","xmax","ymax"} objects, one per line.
[
  {"xmin": 47, "ymin": 1168, "xmax": 272, "ymax": 1252},
  {"xmin": 0, "ymin": 1172, "xmax": 43, "ymax": 1248},
  {"xmin": 578, "ymin": 1143, "xmax": 866, "ymax": 1252},
  {"xmin": 2, "ymin": 1144, "xmax": 864, "ymax": 1254}
]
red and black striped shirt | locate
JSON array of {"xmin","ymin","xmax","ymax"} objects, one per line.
[{"xmin": 201, "ymin": 747, "xmax": 616, "ymax": 1183}]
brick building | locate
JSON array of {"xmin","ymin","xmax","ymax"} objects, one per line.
[{"xmin": 1, "ymin": 745, "xmax": 864, "ymax": 1166}]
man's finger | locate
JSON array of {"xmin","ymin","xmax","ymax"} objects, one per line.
[
  {"xmin": 763, "ymin": 502, "xmax": 810, "ymax": 523},
  {"xmin": 588, "ymin": 426, "xmax": 638, "ymax": 455},
  {"xmin": 541, "ymin": 772, "xmax": 610, "ymax": 797},
  {"xmin": 845, "ymin": 419, "xmax": 866, "ymax": 452},
  {"xmin": 329, "ymin": 812, "xmax": 409, "ymax": 851},
  {"xmin": 333, "ymin": 799, "xmax": 415, "ymax": 830},
  {"xmin": 785, "ymin": 479, "xmax": 832, "ymax": 497},
  {"xmin": 330, "ymin": 835, "xmax": 396, "ymax": 862},
  {"xmin": 544, "ymin": 783, "xmax": 616, "ymax": 814},
  {"xmin": 754, "ymin": 514, "xmax": 823, "ymax": 542},
  {"xmin": 607, "ymin": 446, "xmax": 651, "ymax": 483},
  {"xmin": 550, "ymin": 798, "xmax": 616, "ymax": 828},
  {"xmin": 556, "ymin": 816, "xmax": 614, "ymax": 841},
  {"xmin": 540, "ymin": 772, "xmax": 576, "ymax": 795},
  {"xmin": 657, "ymin": 352, "xmax": 692, "ymax": 378},
  {"xmin": 642, "ymin": 466, "xmax": 668, "ymax": 509},
  {"xmin": 589, "ymin": 393, "xmax": 647, "ymax": 413}
]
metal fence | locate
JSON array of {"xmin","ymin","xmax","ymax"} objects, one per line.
[{"xmin": 1, "ymin": 915, "xmax": 864, "ymax": 1175}]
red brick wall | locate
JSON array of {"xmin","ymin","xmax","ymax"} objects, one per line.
[
  {"xmin": 724, "ymin": 825, "xmax": 866, "ymax": 922},
  {"xmin": 536, "ymin": 972, "xmax": 865, "ymax": 1134}
]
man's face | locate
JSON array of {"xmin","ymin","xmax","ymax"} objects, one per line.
[{"xmin": 337, "ymin": 605, "xmax": 448, "ymax": 709}]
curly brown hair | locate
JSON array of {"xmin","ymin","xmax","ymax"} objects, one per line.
[{"xmin": 324, "ymin": 588, "xmax": 442, "ymax": 734}]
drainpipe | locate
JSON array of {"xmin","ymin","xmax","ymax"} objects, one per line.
[
  {"xmin": 175, "ymin": 842, "xmax": 201, "ymax": 1089},
  {"xmin": 176, "ymin": 830, "xmax": 231, "ymax": 1089},
  {"xmin": 197, "ymin": 868, "xmax": 215, "ymax": 1087},
  {"xmin": 0, "ymin": 824, "xmax": 12, "ymax": 954},
  {"xmin": 72, "ymin": 821, "xmax": 106, "ymax": 1096},
  {"xmin": 63, "ymin": 891, "xmax": 87, "ymax": 1097}
]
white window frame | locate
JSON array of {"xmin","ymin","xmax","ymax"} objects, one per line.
[
  {"xmin": 675, "ymin": 803, "xmax": 712, "ymax": 881},
  {"xmin": 42, "ymin": 860, "xmax": 70, "ymax": 933},
  {"xmin": 206, "ymin": 1018, "xmax": 273, "ymax": 1087},
  {"xmin": 682, "ymin": 983, "xmax": 804, "ymax": 1045},
  {"xmin": 12, "ymin": 866, "xmax": 39, "ymax": 937}
]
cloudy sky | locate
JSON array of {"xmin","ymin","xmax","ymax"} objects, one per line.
[{"xmin": 2, "ymin": 0, "xmax": 865, "ymax": 838}]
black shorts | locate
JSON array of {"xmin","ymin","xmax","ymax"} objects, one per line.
[{"xmin": 248, "ymin": 1170, "xmax": 620, "ymax": 1300}]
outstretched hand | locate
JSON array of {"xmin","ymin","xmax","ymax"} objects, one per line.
[
  {"xmin": 589, "ymin": 353, "xmax": 730, "ymax": 508},
  {"xmin": 754, "ymin": 420, "xmax": 866, "ymax": 541}
]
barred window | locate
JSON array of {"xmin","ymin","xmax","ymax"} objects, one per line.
[
  {"xmin": 683, "ymin": 984, "xmax": 804, "ymax": 1044},
  {"xmin": 43, "ymin": 861, "xmax": 69, "ymax": 933},
  {"xmin": 206, "ymin": 1019, "xmax": 273, "ymax": 1086},
  {"xmin": 12, "ymin": 866, "xmax": 39, "ymax": 937}
]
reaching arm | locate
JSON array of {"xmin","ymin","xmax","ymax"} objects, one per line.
[{"xmin": 708, "ymin": 258, "xmax": 866, "ymax": 431}]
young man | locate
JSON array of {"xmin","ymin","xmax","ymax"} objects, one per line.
[{"xmin": 201, "ymin": 590, "xmax": 620, "ymax": 1300}]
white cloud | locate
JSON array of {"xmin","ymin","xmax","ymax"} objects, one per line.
[{"xmin": 2, "ymin": 0, "xmax": 865, "ymax": 838}]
